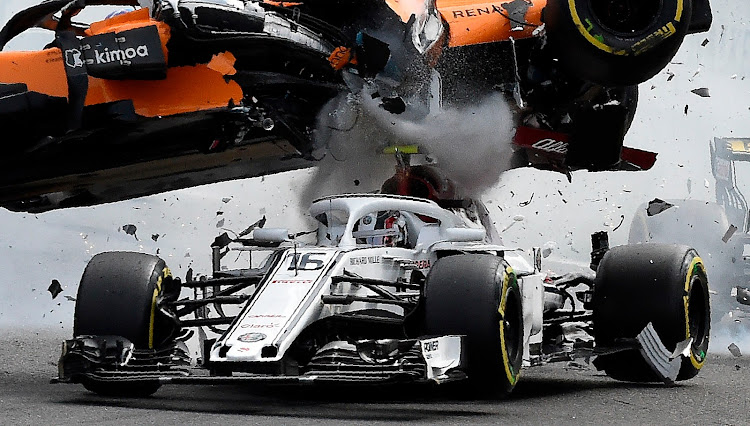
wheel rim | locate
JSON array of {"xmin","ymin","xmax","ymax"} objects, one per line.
[
  {"xmin": 590, "ymin": 0, "xmax": 663, "ymax": 36},
  {"xmin": 500, "ymin": 289, "xmax": 522, "ymax": 380},
  {"xmin": 688, "ymin": 275, "xmax": 709, "ymax": 355}
]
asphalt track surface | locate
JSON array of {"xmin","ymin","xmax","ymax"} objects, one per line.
[{"xmin": 2, "ymin": 328, "xmax": 749, "ymax": 425}]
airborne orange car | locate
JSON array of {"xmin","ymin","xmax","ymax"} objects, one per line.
[{"xmin": 0, "ymin": 0, "xmax": 712, "ymax": 212}]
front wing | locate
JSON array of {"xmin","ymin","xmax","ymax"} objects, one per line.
[{"xmin": 55, "ymin": 335, "xmax": 467, "ymax": 386}]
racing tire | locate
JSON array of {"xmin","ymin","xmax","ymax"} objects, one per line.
[
  {"xmin": 544, "ymin": 0, "xmax": 693, "ymax": 86},
  {"xmin": 78, "ymin": 380, "xmax": 162, "ymax": 398},
  {"xmin": 593, "ymin": 244, "xmax": 710, "ymax": 382},
  {"xmin": 565, "ymin": 85, "xmax": 638, "ymax": 170},
  {"xmin": 420, "ymin": 254, "xmax": 523, "ymax": 396},
  {"xmin": 628, "ymin": 199, "xmax": 737, "ymax": 317},
  {"xmin": 74, "ymin": 252, "xmax": 178, "ymax": 397}
]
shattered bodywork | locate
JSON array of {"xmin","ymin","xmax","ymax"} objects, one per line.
[{"xmin": 0, "ymin": 0, "xmax": 713, "ymax": 212}]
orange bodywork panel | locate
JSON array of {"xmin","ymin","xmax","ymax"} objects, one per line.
[
  {"xmin": 86, "ymin": 52, "xmax": 244, "ymax": 118},
  {"xmin": 436, "ymin": 0, "xmax": 545, "ymax": 47},
  {"xmin": 385, "ymin": 0, "xmax": 430, "ymax": 22},
  {"xmin": 0, "ymin": 8, "xmax": 243, "ymax": 118}
]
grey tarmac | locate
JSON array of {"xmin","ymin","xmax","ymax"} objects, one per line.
[{"xmin": 1, "ymin": 328, "xmax": 748, "ymax": 425}]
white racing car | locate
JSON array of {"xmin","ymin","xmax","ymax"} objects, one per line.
[{"xmin": 56, "ymin": 192, "xmax": 711, "ymax": 397}]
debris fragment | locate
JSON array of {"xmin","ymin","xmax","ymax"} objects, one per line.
[
  {"xmin": 238, "ymin": 216, "xmax": 267, "ymax": 238},
  {"xmin": 354, "ymin": 179, "xmax": 360, "ymax": 186},
  {"xmin": 222, "ymin": 197, "xmax": 232, "ymax": 203},
  {"xmin": 64, "ymin": 295, "xmax": 76, "ymax": 302},
  {"xmin": 728, "ymin": 343, "xmax": 742, "ymax": 357},
  {"xmin": 684, "ymin": 104, "xmax": 688, "ymax": 115},
  {"xmin": 151, "ymin": 234, "xmax": 160, "ymax": 242},
  {"xmin": 519, "ymin": 193, "xmax": 534, "ymax": 207},
  {"xmin": 216, "ymin": 218, "xmax": 225, "ymax": 228},
  {"xmin": 542, "ymin": 241, "xmax": 556, "ymax": 258},
  {"xmin": 612, "ymin": 215, "xmax": 625, "ymax": 232},
  {"xmin": 48, "ymin": 280, "xmax": 63, "ymax": 299},
  {"xmin": 722, "ymin": 225, "xmax": 738, "ymax": 243},
  {"xmin": 691, "ymin": 88, "xmax": 710, "ymax": 98},
  {"xmin": 736, "ymin": 286, "xmax": 750, "ymax": 305},
  {"xmin": 212, "ymin": 232, "xmax": 233, "ymax": 249},
  {"xmin": 646, "ymin": 198, "xmax": 674, "ymax": 216},
  {"xmin": 122, "ymin": 224, "xmax": 138, "ymax": 240},
  {"xmin": 501, "ymin": 0, "xmax": 532, "ymax": 25},
  {"xmin": 667, "ymin": 72, "xmax": 675, "ymax": 82},
  {"xmin": 701, "ymin": 38, "xmax": 709, "ymax": 47}
]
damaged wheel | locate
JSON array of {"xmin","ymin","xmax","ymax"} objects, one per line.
[
  {"xmin": 420, "ymin": 254, "xmax": 523, "ymax": 395},
  {"xmin": 544, "ymin": 0, "xmax": 693, "ymax": 85},
  {"xmin": 74, "ymin": 252, "xmax": 180, "ymax": 396},
  {"xmin": 593, "ymin": 244, "xmax": 710, "ymax": 382},
  {"xmin": 628, "ymin": 199, "xmax": 737, "ymax": 316}
]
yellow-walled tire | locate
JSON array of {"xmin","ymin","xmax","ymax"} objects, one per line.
[
  {"xmin": 593, "ymin": 244, "xmax": 710, "ymax": 382},
  {"xmin": 544, "ymin": 0, "xmax": 693, "ymax": 85},
  {"xmin": 421, "ymin": 254, "xmax": 523, "ymax": 396},
  {"xmin": 74, "ymin": 251, "xmax": 179, "ymax": 397}
]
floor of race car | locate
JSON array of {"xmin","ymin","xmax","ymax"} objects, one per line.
[{"xmin": 2, "ymin": 327, "xmax": 748, "ymax": 425}]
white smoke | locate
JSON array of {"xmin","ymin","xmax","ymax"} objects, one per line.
[{"xmin": 302, "ymin": 88, "xmax": 516, "ymax": 204}]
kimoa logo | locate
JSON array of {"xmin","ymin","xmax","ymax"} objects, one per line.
[{"xmin": 93, "ymin": 45, "xmax": 150, "ymax": 64}]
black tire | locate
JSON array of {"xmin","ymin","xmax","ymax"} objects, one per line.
[
  {"xmin": 593, "ymin": 244, "xmax": 710, "ymax": 382},
  {"xmin": 420, "ymin": 254, "xmax": 523, "ymax": 395},
  {"xmin": 565, "ymin": 85, "xmax": 639, "ymax": 170},
  {"xmin": 544, "ymin": 0, "xmax": 693, "ymax": 85},
  {"xmin": 74, "ymin": 252, "xmax": 177, "ymax": 396},
  {"xmin": 628, "ymin": 200, "xmax": 738, "ymax": 315},
  {"xmin": 80, "ymin": 379, "xmax": 162, "ymax": 398}
]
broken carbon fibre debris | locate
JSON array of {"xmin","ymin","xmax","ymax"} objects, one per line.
[
  {"xmin": 728, "ymin": 343, "xmax": 742, "ymax": 357},
  {"xmin": 722, "ymin": 224, "xmax": 738, "ymax": 243},
  {"xmin": 238, "ymin": 216, "xmax": 267, "ymax": 238},
  {"xmin": 736, "ymin": 286, "xmax": 750, "ymax": 305},
  {"xmin": 691, "ymin": 88, "xmax": 710, "ymax": 97},
  {"xmin": 519, "ymin": 193, "xmax": 534, "ymax": 207},
  {"xmin": 646, "ymin": 198, "xmax": 674, "ymax": 216},
  {"xmin": 122, "ymin": 224, "xmax": 138, "ymax": 240},
  {"xmin": 48, "ymin": 279, "xmax": 63, "ymax": 299}
]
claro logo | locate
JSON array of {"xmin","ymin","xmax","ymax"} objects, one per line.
[
  {"xmin": 93, "ymin": 45, "xmax": 150, "ymax": 65},
  {"xmin": 531, "ymin": 138, "xmax": 568, "ymax": 154}
]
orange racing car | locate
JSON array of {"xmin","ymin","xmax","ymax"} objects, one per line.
[{"xmin": 0, "ymin": 0, "xmax": 712, "ymax": 211}]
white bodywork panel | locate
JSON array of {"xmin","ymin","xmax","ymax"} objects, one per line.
[{"xmin": 209, "ymin": 194, "xmax": 545, "ymax": 366}]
